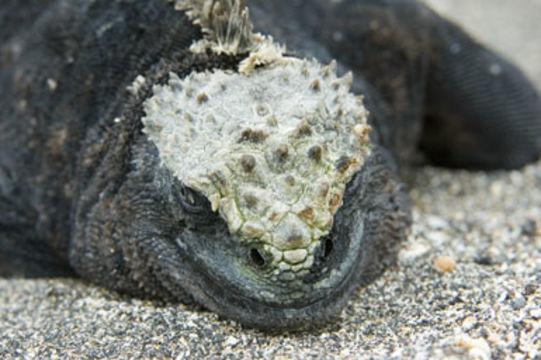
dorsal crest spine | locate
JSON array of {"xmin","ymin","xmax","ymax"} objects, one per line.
[{"xmin": 171, "ymin": 0, "xmax": 255, "ymax": 54}]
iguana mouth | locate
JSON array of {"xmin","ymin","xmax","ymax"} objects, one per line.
[
  {"xmin": 162, "ymin": 167, "xmax": 366, "ymax": 331},
  {"xmin": 171, "ymin": 172, "xmax": 367, "ymax": 330},
  {"xmin": 195, "ymin": 252, "xmax": 363, "ymax": 331}
]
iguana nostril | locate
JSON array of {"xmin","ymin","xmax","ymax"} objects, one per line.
[
  {"xmin": 302, "ymin": 237, "xmax": 336, "ymax": 284},
  {"xmin": 249, "ymin": 248, "xmax": 266, "ymax": 267},
  {"xmin": 323, "ymin": 238, "xmax": 334, "ymax": 258}
]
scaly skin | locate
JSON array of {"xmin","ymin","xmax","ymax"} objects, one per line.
[{"xmin": 0, "ymin": 0, "xmax": 540, "ymax": 331}]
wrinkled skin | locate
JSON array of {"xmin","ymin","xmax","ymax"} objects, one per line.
[{"xmin": 1, "ymin": 0, "xmax": 540, "ymax": 331}]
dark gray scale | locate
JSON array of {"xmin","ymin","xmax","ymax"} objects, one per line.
[{"xmin": 1, "ymin": 0, "xmax": 540, "ymax": 331}]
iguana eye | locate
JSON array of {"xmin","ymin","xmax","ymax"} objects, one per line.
[{"xmin": 179, "ymin": 185, "xmax": 209, "ymax": 214}]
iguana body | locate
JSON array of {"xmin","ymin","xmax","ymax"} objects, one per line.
[{"xmin": 0, "ymin": 0, "xmax": 540, "ymax": 331}]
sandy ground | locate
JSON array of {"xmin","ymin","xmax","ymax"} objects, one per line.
[{"xmin": 1, "ymin": 1, "xmax": 541, "ymax": 359}]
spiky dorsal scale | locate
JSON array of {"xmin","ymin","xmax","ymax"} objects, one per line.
[{"xmin": 171, "ymin": 0, "xmax": 254, "ymax": 54}]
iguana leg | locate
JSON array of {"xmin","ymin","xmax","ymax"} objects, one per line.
[{"xmin": 421, "ymin": 10, "xmax": 541, "ymax": 169}]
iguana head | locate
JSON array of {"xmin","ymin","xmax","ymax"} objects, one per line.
[
  {"xmin": 143, "ymin": 57, "xmax": 370, "ymax": 273},
  {"xmin": 141, "ymin": 56, "xmax": 374, "ymax": 328},
  {"xmin": 138, "ymin": 0, "xmax": 380, "ymax": 330}
]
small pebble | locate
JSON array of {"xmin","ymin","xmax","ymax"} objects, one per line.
[
  {"xmin": 456, "ymin": 334, "xmax": 491, "ymax": 360},
  {"xmin": 521, "ymin": 219, "xmax": 537, "ymax": 236},
  {"xmin": 399, "ymin": 241, "xmax": 430, "ymax": 263},
  {"xmin": 530, "ymin": 309, "xmax": 541, "ymax": 320},
  {"xmin": 225, "ymin": 336, "xmax": 240, "ymax": 347},
  {"xmin": 426, "ymin": 215, "xmax": 449, "ymax": 230},
  {"xmin": 426, "ymin": 231, "xmax": 448, "ymax": 244},
  {"xmin": 523, "ymin": 283, "xmax": 538, "ymax": 296},
  {"xmin": 474, "ymin": 255, "xmax": 493, "ymax": 266},
  {"xmin": 434, "ymin": 255, "xmax": 456, "ymax": 273},
  {"xmin": 489, "ymin": 181, "xmax": 504, "ymax": 197},
  {"xmin": 510, "ymin": 295, "xmax": 526, "ymax": 310}
]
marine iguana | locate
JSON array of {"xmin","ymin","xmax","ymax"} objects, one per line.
[{"xmin": 0, "ymin": 0, "xmax": 540, "ymax": 331}]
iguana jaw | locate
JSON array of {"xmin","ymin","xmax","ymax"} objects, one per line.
[
  {"xmin": 169, "ymin": 171, "xmax": 367, "ymax": 331},
  {"xmin": 193, "ymin": 251, "xmax": 362, "ymax": 332}
]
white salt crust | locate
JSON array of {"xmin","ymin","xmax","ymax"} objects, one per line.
[{"xmin": 142, "ymin": 59, "xmax": 370, "ymax": 272}]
